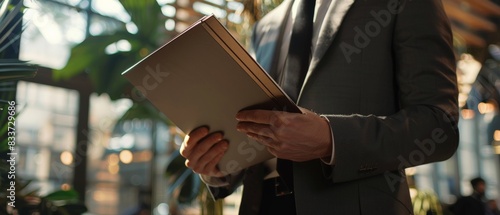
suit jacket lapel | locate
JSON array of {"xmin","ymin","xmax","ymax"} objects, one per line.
[
  {"xmin": 269, "ymin": 0, "xmax": 294, "ymax": 80},
  {"xmin": 298, "ymin": 0, "xmax": 355, "ymax": 101},
  {"xmin": 253, "ymin": 0, "xmax": 293, "ymax": 79}
]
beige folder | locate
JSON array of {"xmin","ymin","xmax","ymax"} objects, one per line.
[{"xmin": 122, "ymin": 15, "xmax": 300, "ymax": 174}]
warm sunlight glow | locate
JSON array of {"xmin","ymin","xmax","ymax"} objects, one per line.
[
  {"xmin": 478, "ymin": 102, "xmax": 495, "ymax": 114},
  {"xmin": 61, "ymin": 183, "xmax": 71, "ymax": 191},
  {"xmin": 108, "ymin": 164, "xmax": 119, "ymax": 175},
  {"xmin": 93, "ymin": 190, "xmax": 118, "ymax": 203},
  {"xmin": 495, "ymin": 130, "xmax": 500, "ymax": 142},
  {"xmin": 461, "ymin": 109, "xmax": 475, "ymax": 119},
  {"xmin": 60, "ymin": 151, "xmax": 73, "ymax": 165},
  {"xmin": 409, "ymin": 188, "xmax": 418, "ymax": 199},
  {"xmin": 119, "ymin": 150, "xmax": 133, "ymax": 164},
  {"xmin": 135, "ymin": 151, "xmax": 152, "ymax": 162},
  {"xmin": 108, "ymin": 154, "xmax": 119, "ymax": 165},
  {"xmin": 494, "ymin": 143, "xmax": 500, "ymax": 155},
  {"xmin": 405, "ymin": 167, "xmax": 417, "ymax": 176}
]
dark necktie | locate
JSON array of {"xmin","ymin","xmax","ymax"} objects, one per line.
[
  {"xmin": 277, "ymin": 0, "xmax": 316, "ymax": 195},
  {"xmin": 279, "ymin": 0, "xmax": 316, "ymax": 102}
]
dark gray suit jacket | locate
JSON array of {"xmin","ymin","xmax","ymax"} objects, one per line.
[{"xmin": 209, "ymin": 0, "xmax": 459, "ymax": 214}]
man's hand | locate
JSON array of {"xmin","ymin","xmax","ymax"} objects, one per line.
[
  {"xmin": 236, "ymin": 108, "xmax": 332, "ymax": 162},
  {"xmin": 180, "ymin": 127, "xmax": 229, "ymax": 177}
]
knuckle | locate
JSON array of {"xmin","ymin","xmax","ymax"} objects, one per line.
[
  {"xmin": 180, "ymin": 148, "xmax": 189, "ymax": 157},
  {"xmin": 270, "ymin": 114, "xmax": 281, "ymax": 126},
  {"xmin": 260, "ymin": 137, "xmax": 270, "ymax": 145},
  {"xmin": 212, "ymin": 133, "xmax": 223, "ymax": 141},
  {"xmin": 194, "ymin": 127, "xmax": 207, "ymax": 135},
  {"xmin": 272, "ymin": 128, "xmax": 285, "ymax": 139},
  {"xmin": 205, "ymin": 133, "xmax": 221, "ymax": 145},
  {"xmin": 276, "ymin": 142, "xmax": 287, "ymax": 151},
  {"xmin": 193, "ymin": 166, "xmax": 203, "ymax": 174},
  {"xmin": 208, "ymin": 158, "xmax": 217, "ymax": 166},
  {"xmin": 218, "ymin": 145, "xmax": 227, "ymax": 153}
]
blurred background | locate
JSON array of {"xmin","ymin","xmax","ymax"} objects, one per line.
[{"xmin": 2, "ymin": 0, "xmax": 500, "ymax": 214}]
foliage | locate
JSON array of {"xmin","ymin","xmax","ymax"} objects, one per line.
[
  {"xmin": 1, "ymin": 187, "xmax": 87, "ymax": 215},
  {"xmin": 11, "ymin": 189, "xmax": 87, "ymax": 215},
  {"xmin": 0, "ymin": 0, "xmax": 86, "ymax": 214},
  {"xmin": 0, "ymin": 59, "xmax": 36, "ymax": 82},
  {"xmin": 199, "ymin": 185, "xmax": 224, "ymax": 215},
  {"xmin": 0, "ymin": 0, "xmax": 37, "ymax": 149},
  {"xmin": 53, "ymin": 0, "xmax": 164, "ymax": 100},
  {"xmin": 411, "ymin": 189, "xmax": 443, "ymax": 215},
  {"xmin": 165, "ymin": 150, "xmax": 224, "ymax": 215},
  {"xmin": 165, "ymin": 150, "xmax": 201, "ymax": 205},
  {"xmin": 115, "ymin": 101, "xmax": 172, "ymax": 127},
  {"xmin": 0, "ymin": 0, "xmax": 37, "ymax": 80},
  {"xmin": 0, "ymin": 0, "xmax": 22, "ymax": 55}
]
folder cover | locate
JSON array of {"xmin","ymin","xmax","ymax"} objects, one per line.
[{"xmin": 122, "ymin": 15, "xmax": 300, "ymax": 174}]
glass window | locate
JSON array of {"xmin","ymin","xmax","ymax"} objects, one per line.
[
  {"xmin": 86, "ymin": 94, "xmax": 175, "ymax": 215},
  {"xmin": 16, "ymin": 1, "xmax": 248, "ymax": 213},
  {"xmin": 20, "ymin": 0, "xmax": 88, "ymax": 69},
  {"xmin": 16, "ymin": 81, "xmax": 79, "ymax": 195},
  {"xmin": 91, "ymin": 0, "xmax": 130, "ymax": 22}
]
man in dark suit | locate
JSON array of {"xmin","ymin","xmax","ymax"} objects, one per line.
[
  {"xmin": 449, "ymin": 177, "xmax": 487, "ymax": 215},
  {"xmin": 180, "ymin": 0, "xmax": 459, "ymax": 214}
]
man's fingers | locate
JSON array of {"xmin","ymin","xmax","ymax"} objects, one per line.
[
  {"xmin": 209, "ymin": 153, "xmax": 226, "ymax": 177},
  {"xmin": 236, "ymin": 110, "xmax": 276, "ymax": 124},
  {"xmin": 180, "ymin": 126, "xmax": 209, "ymax": 157},
  {"xmin": 236, "ymin": 122, "xmax": 276, "ymax": 139},
  {"xmin": 237, "ymin": 110, "xmax": 304, "ymax": 130},
  {"xmin": 199, "ymin": 140, "xmax": 228, "ymax": 165},
  {"xmin": 267, "ymin": 146, "xmax": 279, "ymax": 157},
  {"xmin": 188, "ymin": 140, "xmax": 228, "ymax": 175},
  {"xmin": 202, "ymin": 150, "xmax": 226, "ymax": 177},
  {"xmin": 246, "ymin": 132, "xmax": 276, "ymax": 147},
  {"xmin": 188, "ymin": 132, "xmax": 224, "ymax": 162}
]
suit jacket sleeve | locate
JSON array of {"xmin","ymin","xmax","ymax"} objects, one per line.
[
  {"xmin": 321, "ymin": 0, "xmax": 459, "ymax": 183},
  {"xmin": 203, "ymin": 170, "xmax": 245, "ymax": 199}
]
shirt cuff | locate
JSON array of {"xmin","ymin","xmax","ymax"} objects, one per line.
[
  {"xmin": 319, "ymin": 115, "xmax": 335, "ymax": 165},
  {"xmin": 199, "ymin": 174, "xmax": 230, "ymax": 187}
]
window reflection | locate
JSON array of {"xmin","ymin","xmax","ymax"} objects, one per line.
[
  {"xmin": 86, "ymin": 94, "xmax": 176, "ymax": 214},
  {"xmin": 16, "ymin": 81, "xmax": 79, "ymax": 195}
]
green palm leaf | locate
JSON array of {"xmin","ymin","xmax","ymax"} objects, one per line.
[
  {"xmin": 0, "ymin": 0, "xmax": 37, "ymax": 81},
  {"xmin": 0, "ymin": 0, "xmax": 24, "ymax": 54},
  {"xmin": 0, "ymin": 59, "xmax": 37, "ymax": 81},
  {"xmin": 119, "ymin": 0, "xmax": 162, "ymax": 38},
  {"xmin": 53, "ymin": 32, "xmax": 135, "ymax": 80},
  {"xmin": 53, "ymin": 31, "xmax": 145, "ymax": 99},
  {"xmin": 43, "ymin": 189, "xmax": 79, "ymax": 202},
  {"xmin": 0, "ymin": 0, "xmax": 10, "ymax": 21},
  {"xmin": 0, "ymin": 0, "xmax": 37, "ymax": 153},
  {"xmin": 54, "ymin": 0, "xmax": 165, "ymax": 99},
  {"xmin": 165, "ymin": 150, "xmax": 201, "ymax": 204}
]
